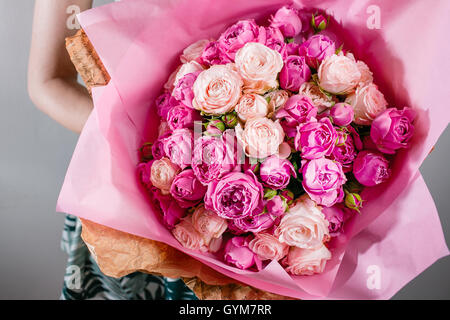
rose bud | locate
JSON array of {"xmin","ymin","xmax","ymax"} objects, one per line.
[
  {"xmin": 330, "ymin": 103, "xmax": 354, "ymax": 127},
  {"xmin": 311, "ymin": 14, "xmax": 328, "ymax": 32},
  {"xmin": 279, "ymin": 55, "xmax": 311, "ymax": 92},
  {"xmin": 266, "ymin": 195, "xmax": 287, "ymax": 217},
  {"xmin": 222, "ymin": 111, "xmax": 238, "ymax": 128},
  {"xmin": 205, "ymin": 119, "xmax": 225, "ymax": 136},
  {"xmin": 370, "ymin": 107, "xmax": 415, "ymax": 154},
  {"xmin": 344, "ymin": 192, "xmax": 363, "ymax": 212},
  {"xmin": 139, "ymin": 142, "xmax": 153, "ymax": 162},
  {"xmin": 280, "ymin": 189, "xmax": 294, "ymax": 205},
  {"xmin": 260, "ymin": 155, "xmax": 297, "ymax": 190},
  {"xmin": 353, "ymin": 150, "xmax": 391, "ymax": 187},
  {"xmin": 224, "ymin": 236, "xmax": 263, "ymax": 271},
  {"xmin": 270, "ymin": 6, "xmax": 302, "ymax": 38},
  {"xmin": 298, "ymin": 35, "xmax": 335, "ymax": 69}
]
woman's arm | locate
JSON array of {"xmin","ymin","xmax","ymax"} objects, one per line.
[{"xmin": 28, "ymin": 0, "xmax": 94, "ymax": 133}]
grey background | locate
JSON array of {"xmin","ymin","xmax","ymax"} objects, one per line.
[{"xmin": 0, "ymin": 1, "xmax": 448, "ymax": 299}]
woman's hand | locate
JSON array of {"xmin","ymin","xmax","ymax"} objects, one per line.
[{"xmin": 28, "ymin": 0, "xmax": 94, "ymax": 134}]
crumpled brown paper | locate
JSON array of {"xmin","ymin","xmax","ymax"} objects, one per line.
[{"xmin": 66, "ymin": 30, "xmax": 291, "ymax": 300}]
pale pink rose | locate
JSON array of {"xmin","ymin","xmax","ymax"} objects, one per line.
[
  {"xmin": 283, "ymin": 244, "xmax": 332, "ymax": 276},
  {"xmin": 192, "ymin": 64, "xmax": 243, "ymax": 115},
  {"xmin": 191, "ymin": 205, "xmax": 228, "ymax": 240},
  {"xmin": 164, "ymin": 65, "xmax": 181, "ymax": 92},
  {"xmin": 345, "ymin": 83, "xmax": 387, "ymax": 125},
  {"xmin": 174, "ymin": 61, "xmax": 204, "ymax": 87},
  {"xmin": 172, "ymin": 216, "xmax": 209, "ymax": 252},
  {"xmin": 298, "ymin": 82, "xmax": 337, "ymax": 112},
  {"xmin": 275, "ymin": 195, "xmax": 330, "ymax": 249},
  {"xmin": 150, "ymin": 157, "xmax": 180, "ymax": 194},
  {"xmin": 180, "ymin": 39, "xmax": 210, "ymax": 64},
  {"xmin": 265, "ymin": 90, "xmax": 290, "ymax": 117},
  {"xmin": 235, "ymin": 93, "xmax": 269, "ymax": 122},
  {"xmin": 235, "ymin": 117, "xmax": 285, "ymax": 159},
  {"xmin": 235, "ymin": 42, "xmax": 284, "ymax": 94},
  {"xmin": 356, "ymin": 60, "xmax": 373, "ymax": 87},
  {"xmin": 248, "ymin": 233, "xmax": 289, "ymax": 261},
  {"xmin": 318, "ymin": 54, "xmax": 361, "ymax": 95}
]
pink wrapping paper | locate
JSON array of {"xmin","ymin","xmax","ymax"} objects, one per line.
[{"xmin": 57, "ymin": 0, "xmax": 450, "ymax": 299}]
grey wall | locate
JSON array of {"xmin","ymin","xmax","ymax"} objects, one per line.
[{"xmin": 0, "ymin": 1, "xmax": 448, "ymax": 299}]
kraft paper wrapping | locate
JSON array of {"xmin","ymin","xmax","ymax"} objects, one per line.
[{"xmin": 66, "ymin": 30, "xmax": 289, "ymax": 300}]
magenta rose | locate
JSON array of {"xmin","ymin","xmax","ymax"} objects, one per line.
[
  {"xmin": 229, "ymin": 212, "xmax": 276, "ymax": 233},
  {"xmin": 199, "ymin": 41, "xmax": 231, "ymax": 66},
  {"xmin": 329, "ymin": 130, "xmax": 357, "ymax": 172},
  {"xmin": 264, "ymin": 26, "xmax": 287, "ymax": 58},
  {"xmin": 155, "ymin": 92, "xmax": 176, "ymax": 119},
  {"xmin": 152, "ymin": 189, "xmax": 186, "ymax": 230},
  {"xmin": 260, "ymin": 155, "xmax": 297, "ymax": 190},
  {"xmin": 166, "ymin": 104, "xmax": 201, "ymax": 131},
  {"xmin": 276, "ymin": 94, "xmax": 317, "ymax": 138},
  {"xmin": 286, "ymin": 42, "xmax": 300, "ymax": 56},
  {"xmin": 353, "ymin": 150, "xmax": 391, "ymax": 187},
  {"xmin": 295, "ymin": 117, "xmax": 337, "ymax": 159},
  {"xmin": 370, "ymin": 107, "xmax": 415, "ymax": 154},
  {"xmin": 151, "ymin": 132, "xmax": 171, "ymax": 160},
  {"xmin": 191, "ymin": 135, "xmax": 236, "ymax": 185},
  {"xmin": 330, "ymin": 102, "xmax": 354, "ymax": 127},
  {"xmin": 302, "ymin": 158, "xmax": 347, "ymax": 207},
  {"xmin": 266, "ymin": 195, "xmax": 287, "ymax": 217},
  {"xmin": 218, "ymin": 19, "xmax": 265, "ymax": 60},
  {"xmin": 137, "ymin": 161, "xmax": 152, "ymax": 189},
  {"xmin": 204, "ymin": 171, "xmax": 264, "ymax": 219},
  {"xmin": 298, "ymin": 34, "xmax": 335, "ymax": 69},
  {"xmin": 172, "ymin": 71, "xmax": 201, "ymax": 108},
  {"xmin": 279, "ymin": 55, "xmax": 311, "ymax": 92},
  {"xmin": 224, "ymin": 236, "xmax": 263, "ymax": 271},
  {"xmin": 322, "ymin": 204, "xmax": 345, "ymax": 236},
  {"xmin": 170, "ymin": 169, "xmax": 207, "ymax": 208},
  {"xmin": 270, "ymin": 6, "xmax": 302, "ymax": 38},
  {"xmin": 163, "ymin": 128, "xmax": 193, "ymax": 169}
]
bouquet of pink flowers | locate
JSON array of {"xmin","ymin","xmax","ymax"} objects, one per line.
[{"xmin": 136, "ymin": 6, "xmax": 416, "ymax": 276}]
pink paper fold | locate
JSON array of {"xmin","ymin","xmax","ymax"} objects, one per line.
[{"xmin": 57, "ymin": 0, "xmax": 450, "ymax": 299}]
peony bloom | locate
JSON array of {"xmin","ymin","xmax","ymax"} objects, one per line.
[
  {"xmin": 236, "ymin": 117, "xmax": 285, "ymax": 159},
  {"xmin": 172, "ymin": 216, "xmax": 209, "ymax": 252},
  {"xmin": 191, "ymin": 205, "xmax": 228, "ymax": 240},
  {"xmin": 353, "ymin": 150, "xmax": 391, "ymax": 186},
  {"xmin": 224, "ymin": 236, "xmax": 263, "ymax": 270},
  {"xmin": 275, "ymin": 195, "xmax": 330, "ymax": 249},
  {"xmin": 180, "ymin": 39, "xmax": 210, "ymax": 64},
  {"xmin": 301, "ymin": 158, "xmax": 347, "ymax": 207},
  {"xmin": 298, "ymin": 82, "xmax": 337, "ymax": 112},
  {"xmin": 172, "ymin": 71, "xmax": 201, "ymax": 109},
  {"xmin": 345, "ymin": 83, "xmax": 388, "ymax": 125},
  {"xmin": 318, "ymin": 54, "xmax": 361, "ymax": 95},
  {"xmin": 192, "ymin": 64, "xmax": 243, "ymax": 115},
  {"xmin": 270, "ymin": 6, "xmax": 302, "ymax": 38},
  {"xmin": 298, "ymin": 34, "xmax": 335, "ymax": 69},
  {"xmin": 259, "ymin": 155, "xmax": 297, "ymax": 190},
  {"xmin": 204, "ymin": 171, "xmax": 264, "ymax": 219},
  {"xmin": 235, "ymin": 42, "xmax": 284, "ymax": 94},
  {"xmin": 235, "ymin": 93, "xmax": 269, "ymax": 122},
  {"xmin": 294, "ymin": 117, "xmax": 337, "ymax": 160},
  {"xmin": 149, "ymin": 157, "xmax": 180, "ymax": 194},
  {"xmin": 249, "ymin": 233, "xmax": 289, "ymax": 261},
  {"xmin": 276, "ymin": 94, "xmax": 317, "ymax": 138},
  {"xmin": 170, "ymin": 169, "xmax": 207, "ymax": 208},
  {"xmin": 163, "ymin": 128, "xmax": 193, "ymax": 169},
  {"xmin": 370, "ymin": 107, "xmax": 415, "ymax": 154},
  {"xmin": 279, "ymin": 55, "xmax": 311, "ymax": 92},
  {"xmin": 283, "ymin": 244, "xmax": 332, "ymax": 276}
]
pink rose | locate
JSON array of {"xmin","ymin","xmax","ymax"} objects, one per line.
[
  {"xmin": 260, "ymin": 155, "xmax": 296, "ymax": 190},
  {"xmin": 199, "ymin": 41, "xmax": 232, "ymax": 66},
  {"xmin": 370, "ymin": 107, "xmax": 415, "ymax": 154},
  {"xmin": 345, "ymin": 83, "xmax": 388, "ymax": 125},
  {"xmin": 353, "ymin": 150, "xmax": 391, "ymax": 186},
  {"xmin": 163, "ymin": 128, "xmax": 193, "ymax": 169},
  {"xmin": 236, "ymin": 117, "xmax": 285, "ymax": 159},
  {"xmin": 218, "ymin": 19, "xmax": 266, "ymax": 60},
  {"xmin": 224, "ymin": 236, "xmax": 263, "ymax": 270},
  {"xmin": 170, "ymin": 169, "xmax": 207, "ymax": 208},
  {"xmin": 204, "ymin": 171, "xmax": 264, "ymax": 220},
  {"xmin": 264, "ymin": 27, "xmax": 287, "ymax": 58},
  {"xmin": 299, "ymin": 82, "xmax": 337, "ymax": 112},
  {"xmin": 172, "ymin": 71, "xmax": 201, "ymax": 109},
  {"xmin": 270, "ymin": 6, "xmax": 302, "ymax": 38},
  {"xmin": 155, "ymin": 92, "xmax": 175, "ymax": 119},
  {"xmin": 302, "ymin": 158, "xmax": 347, "ymax": 207},
  {"xmin": 266, "ymin": 195, "xmax": 287, "ymax": 217},
  {"xmin": 152, "ymin": 189, "xmax": 186, "ymax": 230},
  {"xmin": 356, "ymin": 60, "xmax": 373, "ymax": 87},
  {"xmin": 235, "ymin": 42, "xmax": 284, "ymax": 94},
  {"xmin": 249, "ymin": 233, "xmax": 289, "ymax": 261},
  {"xmin": 318, "ymin": 54, "xmax": 361, "ymax": 95},
  {"xmin": 275, "ymin": 196, "xmax": 330, "ymax": 249},
  {"xmin": 180, "ymin": 39, "xmax": 210, "ymax": 64},
  {"xmin": 283, "ymin": 245, "xmax": 332, "ymax": 276},
  {"xmin": 191, "ymin": 205, "xmax": 228, "ymax": 239},
  {"xmin": 322, "ymin": 205, "xmax": 346, "ymax": 236},
  {"xmin": 286, "ymin": 42, "xmax": 300, "ymax": 56},
  {"xmin": 329, "ymin": 129, "xmax": 358, "ymax": 173},
  {"xmin": 265, "ymin": 89, "xmax": 290, "ymax": 117},
  {"xmin": 164, "ymin": 65, "xmax": 181, "ymax": 92},
  {"xmin": 174, "ymin": 61, "xmax": 204, "ymax": 87},
  {"xmin": 192, "ymin": 64, "xmax": 243, "ymax": 115},
  {"xmin": 166, "ymin": 104, "xmax": 201, "ymax": 131},
  {"xmin": 149, "ymin": 157, "xmax": 180, "ymax": 194},
  {"xmin": 151, "ymin": 132, "xmax": 170, "ymax": 160},
  {"xmin": 294, "ymin": 117, "xmax": 337, "ymax": 160},
  {"xmin": 235, "ymin": 93, "xmax": 269, "ymax": 122},
  {"xmin": 298, "ymin": 35, "xmax": 335, "ymax": 69},
  {"xmin": 276, "ymin": 94, "xmax": 317, "ymax": 138},
  {"xmin": 137, "ymin": 161, "xmax": 152, "ymax": 189},
  {"xmin": 230, "ymin": 212, "xmax": 276, "ymax": 234},
  {"xmin": 279, "ymin": 55, "xmax": 311, "ymax": 92},
  {"xmin": 330, "ymin": 102, "xmax": 354, "ymax": 127},
  {"xmin": 172, "ymin": 216, "xmax": 209, "ymax": 252}
]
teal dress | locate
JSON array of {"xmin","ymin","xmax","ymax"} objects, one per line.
[{"xmin": 60, "ymin": 215, "xmax": 197, "ymax": 300}]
